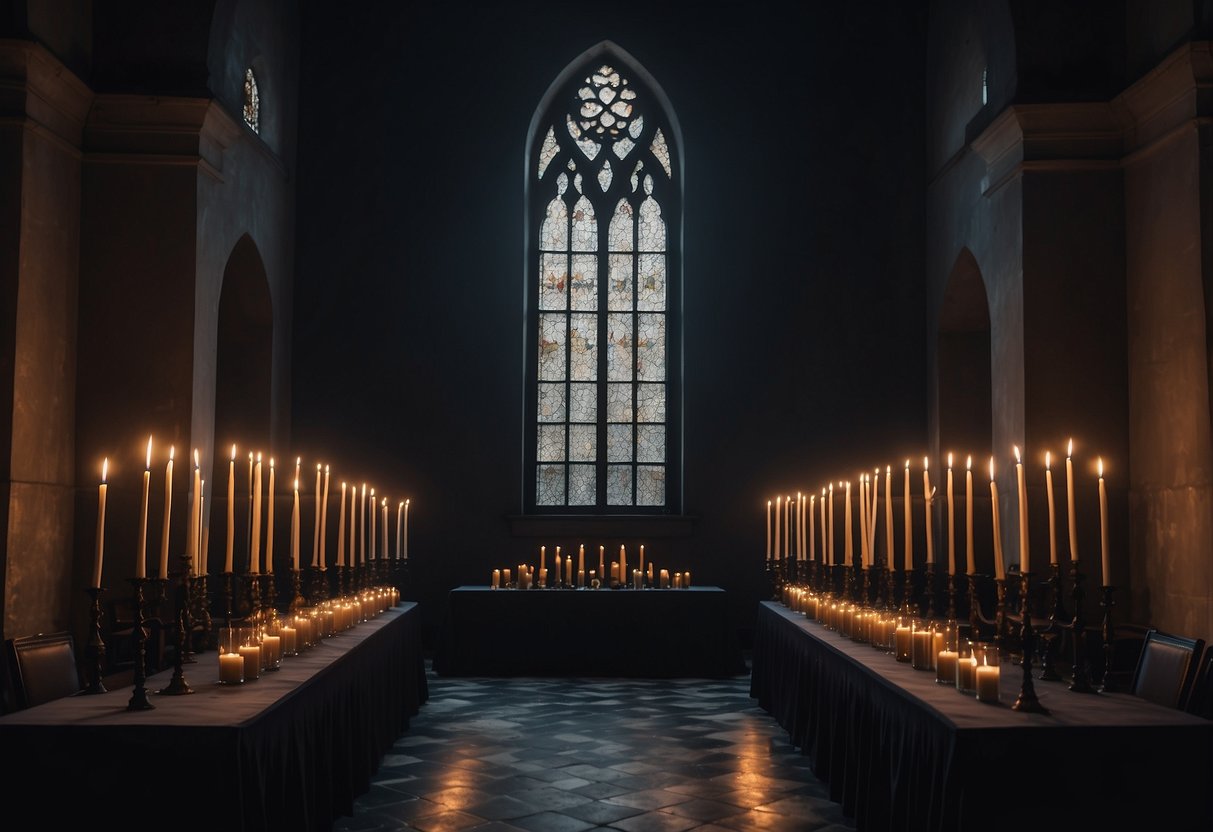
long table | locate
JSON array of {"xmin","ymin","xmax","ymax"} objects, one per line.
[
  {"xmin": 0, "ymin": 602, "xmax": 428, "ymax": 832},
  {"xmin": 751, "ymin": 601, "xmax": 1213, "ymax": 832},
  {"xmin": 435, "ymin": 585, "xmax": 746, "ymax": 677}
]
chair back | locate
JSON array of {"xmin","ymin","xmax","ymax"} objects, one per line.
[
  {"xmin": 4, "ymin": 631, "xmax": 82, "ymax": 709},
  {"xmin": 1131, "ymin": 629, "xmax": 1204, "ymax": 709},
  {"xmin": 1185, "ymin": 645, "xmax": 1213, "ymax": 719}
]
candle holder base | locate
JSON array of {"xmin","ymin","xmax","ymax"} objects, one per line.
[
  {"xmin": 967, "ymin": 573, "xmax": 982, "ymax": 640},
  {"xmin": 1068, "ymin": 563, "xmax": 1093, "ymax": 692},
  {"xmin": 1098, "ymin": 585, "xmax": 1117, "ymax": 693},
  {"xmin": 901, "ymin": 569, "xmax": 917, "ymax": 618},
  {"xmin": 994, "ymin": 578, "xmax": 1008, "ymax": 657},
  {"xmin": 84, "ymin": 586, "xmax": 107, "ymax": 695},
  {"xmin": 1037, "ymin": 563, "xmax": 1065, "ymax": 682},
  {"xmin": 126, "ymin": 578, "xmax": 154, "ymax": 711},
  {"xmin": 1011, "ymin": 571, "xmax": 1049, "ymax": 714},
  {"xmin": 157, "ymin": 554, "xmax": 194, "ymax": 696},
  {"xmin": 945, "ymin": 572, "xmax": 957, "ymax": 622},
  {"xmin": 924, "ymin": 567, "xmax": 937, "ymax": 620}
]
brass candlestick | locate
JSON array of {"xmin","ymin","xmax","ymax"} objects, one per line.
[
  {"xmin": 84, "ymin": 586, "xmax": 107, "ymax": 695},
  {"xmin": 1099, "ymin": 585, "xmax": 1117, "ymax": 693},
  {"xmin": 126, "ymin": 577, "xmax": 154, "ymax": 711},
  {"xmin": 1012, "ymin": 570, "xmax": 1048, "ymax": 713},
  {"xmin": 1068, "ymin": 561, "xmax": 1093, "ymax": 692}
]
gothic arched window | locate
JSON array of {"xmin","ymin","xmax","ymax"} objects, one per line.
[
  {"xmin": 243, "ymin": 67, "xmax": 260, "ymax": 133},
  {"xmin": 525, "ymin": 44, "xmax": 681, "ymax": 513}
]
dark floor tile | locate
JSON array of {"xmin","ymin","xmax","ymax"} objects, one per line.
[
  {"xmin": 561, "ymin": 799, "xmax": 646, "ymax": 825},
  {"xmin": 659, "ymin": 797, "xmax": 743, "ymax": 822},
  {"xmin": 603, "ymin": 811, "xmax": 703, "ymax": 832},
  {"xmin": 603, "ymin": 788, "xmax": 692, "ymax": 811},
  {"xmin": 506, "ymin": 811, "xmax": 598, "ymax": 832},
  {"xmin": 408, "ymin": 810, "xmax": 489, "ymax": 832}
]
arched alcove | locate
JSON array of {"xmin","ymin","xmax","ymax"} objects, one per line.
[
  {"xmin": 937, "ymin": 249, "xmax": 991, "ymax": 455},
  {"xmin": 212, "ymin": 234, "xmax": 272, "ymax": 572}
]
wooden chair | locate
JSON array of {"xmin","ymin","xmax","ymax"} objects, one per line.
[
  {"xmin": 1130, "ymin": 629, "xmax": 1204, "ymax": 709},
  {"xmin": 3, "ymin": 631, "xmax": 83, "ymax": 710}
]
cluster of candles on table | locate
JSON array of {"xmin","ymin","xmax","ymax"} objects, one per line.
[
  {"xmin": 216, "ymin": 585, "xmax": 399, "ymax": 685},
  {"xmin": 491, "ymin": 544, "xmax": 691, "ymax": 589},
  {"xmin": 85, "ymin": 436, "xmax": 415, "ymax": 709},
  {"xmin": 765, "ymin": 440, "xmax": 1118, "ymax": 712}
]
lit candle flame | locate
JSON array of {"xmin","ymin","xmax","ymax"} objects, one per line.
[
  {"xmin": 257, "ymin": 452, "xmax": 262, "ymax": 463},
  {"xmin": 1067, "ymin": 438, "xmax": 1074, "ymax": 458},
  {"xmin": 947, "ymin": 452, "xmax": 953, "ymax": 468},
  {"xmin": 966, "ymin": 455, "xmax": 972, "ymax": 471},
  {"xmin": 1014, "ymin": 445, "xmax": 1021, "ymax": 464},
  {"xmin": 989, "ymin": 456, "xmax": 995, "ymax": 481},
  {"xmin": 1098, "ymin": 457, "xmax": 1104, "ymax": 478},
  {"xmin": 145, "ymin": 436, "xmax": 152, "ymax": 469},
  {"xmin": 405, "ymin": 499, "xmax": 409, "ymax": 506},
  {"xmin": 231, "ymin": 444, "xmax": 236, "ymax": 461},
  {"xmin": 169, "ymin": 445, "xmax": 175, "ymax": 461},
  {"xmin": 905, "ymin": 459, "xmax": 910, "ymax": 469},
  {"xmin": 1045, "ymin": 451, "xmax": 1051, "ymax": 470},
  {"xmin": 324, "ymin": 465, "xmax": 329, "ymax": 473},
  {"xmin": 294, "ymin": 478, "xmax": 299, "ymax": 491},
  {"xmin": 194, "ymin": 448, "xmax": 199, "ymax": 468},
  {"xmin": 102, "ymin": 457, "xmax": 108, "ymax": 482},
  {"xmin": 923, "ymin": 456, "xmax": 929, "ymax": 470},
  {"xmin": 399, "ymin": 500, "xmax": 405, "ymax": 509},
  {"xmin": 886, "ymin": 465, "xmax": 891, "ymax": 475}
]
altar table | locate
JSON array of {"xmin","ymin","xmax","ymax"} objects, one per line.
[
  {"xmin": 0, "ymin": 602, "xmax": 427, "ymax": 832},
  {"xmin": 435, "ymin": 585, "xmax": 746, "ymax": 677},
  {"xmin": 751, "ymin": 601, "xmax": 1213, "ymax": 832}
]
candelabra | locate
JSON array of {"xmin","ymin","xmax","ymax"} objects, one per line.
[
  {"xmin": 84, "ymin": 586, "xmax": 107, "ymax": 695},
  {"xmin": 192, "ymin": 573, "xmax": 212, "ymax": 652},
  {"xmin": 246, "ymin": 571, "xmax": 262, "ymax": 624},
  {"xmin": 309, "ymin": 565, "xmax": 329, "ymax": 605},
  {"xmin": 126, "ymin": 577, "xmax": 154, "ymax": 710},
  {"xmin": 1068, "ymin": 561, "xmax": 1093, "ymax": 692},
  {"xmin": 1099, "ymin": 585, "xmax": 1117, "ymax": 693},
  {"xmin": 1012, "ymin": 570, "xmax": 1048, "ymax": 713},
  {"xmin": 885, "ymin": 566, "xmax": 897, "ymax": 612},
  {"xmin": 945, "ymin": 572, "xmax": 957, "ymax": 621},
  {"xmin": 967, "ymin": 573, "xmax": 982, "ymax": 640},
  {"xmin": 157, "ymin": 554, "xmax": 194, "ymax": 696},
  {"xmin": 901, "ymin": 568, "xmax": 917, "ymax": 617},
  {"xmin": 396, "ymin": 559, "xmax": 409, "ymax": 598},
  {"xmin": 221, "ymin": 571, "xmax": 235, "ymax": 629},
  {"xmin": 843, "ymin": 561, "xmax": 855, "ymax": 603},
  {"xmin": 770, "ymin": 559, "xmax": 785, "ymax": 601},
  {"xmin": 994, "ymin": 578, "xmax": 1008, "ymax": 656},
  {"xmin": 860, "ymin": 566, "xmax": 871, "ymax": 608},
  {"xmin": 259, "ymin": 572, "xmax": 275, "ymax": 620},
  {"xmin": 290, "ymin": 568, "xmax": 305, "ymax": 612},
  {"xmin": 924, "ymin": 565, "xmax": 937, "ymax": 619}
]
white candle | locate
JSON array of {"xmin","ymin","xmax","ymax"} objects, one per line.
[
  {"xmin": 1066, "ymin": 439, "xmax": 1078, "ymax": 562},
  {"xmin": 965, "ymin": 456, "xmax": 975, "ymax": 575},
  {"xmin": 239, "ymin": 643, "xmax": 261, "ymax": 680},
  {"xmin": 903, "ymin": 460, "xmax": 912, "ymax": 570},
  {"xmin": 186, "ymin": 449, "xmax": 200, "ymax": 570},
  {"xmin": 828, "ymin": 484, "xmax": 834, "ymax": 564},
  {"xmin": 639, "ymin": 544, "xmax": 645, "ymax": 579},
  {"xmin": 1045, "ymin": 452, "xmax": 1057, "ymax": 566},
  {"xmin": 946, "ymin": 454, "xmax": 955, "ymax": 575},
  {"xmin": 225, "ymin": 445, "xmax": 236, "ymax": 573},
  {"xmin": 821, "ymin": 487, "xmax": 827, "ymax": 563},
  {"xmin": 1099, "ymin": 458, "xmax": 1110, "ymax": 586},
  {"xmin": 250, "ymin": 453, "xmax": 262, "ymax": 574},
  {"xmin": 320, "ymin": 466, "xmax": 330, "ymax": 568},
  {"xmin": 381, "ymin": 498, "xmax": 388, "ymax": 563},
  {"xmin": 923, "ymin": 457, "xmax": 934, "ymax": 565},
  {"xmin": 858, "ymin": 477, "xmax": 867, "ymax": 567},
  {"xmin": 197, "ymin": 477, "xmax": 206, "ymax": 575},
  {"xmin": 349, "ymin": 483, "xmax": 358, "ymax": 567},
  {"xmin": 338, "ymin": 483, "xmax": 347, "ymax": 567},
  {"xmin": 579, "ymin": 543, "xmax": 585, "ymax": 575},
  {"xmin": 844, "ymin": 481, "xmax": 853, "ymax": 566},
  {"xmin": 990, "ymin": 457, "xmax": 1005, "ymax": 580},
  {"xmin": 599, "ymin": 545, "xmax": 604, "ymax": 578},
  {"xmin": 936, "ymin": 649, "xmax": 958, "ymax": 684},
  {"xmin": 1014, "ymin": 445, "xmax": 1029, "ymax": 573},
  {"xmin": 265, "ymin": 458, "xmax": 275, "ymax": 574},
  {"xmin": 291, "ymin": 476, "xmax": 300, "ymax": 570},
  {"xmin": 137, "ymin": 438, "xmax": 151, "ymax": 579},
  {"xmin": 774, "ymin": 495, "xmax": 782, "ymax": 561},
  {"xmin": 403, "ymin": 499, "xmax": 410, "ymax": 560},
  {"xmin": 312, "ymin": 464, "xmax": 322, "ymax": 567},
  {"xmin": 766, "ymin": 499, "xmax": 772, "ymax": 560},
  {"xmin": 93, "ymin": 458, "xmax": 108, "ymax": 587},
  {"xmin": 975, "ymin": 657, "xmax": 1000, "ymax": 703},
  {"xmin": 219, "ymin": 651, "xmax": 244, "ymax": 684},
  {"xmin": 396, "ymin": 500, "xmax": 404, "ymax": 559},
  {"xmin": 808, "ymin": 494, "xmax": 815, "ymax": 562},
  {"xmin": 868, "ymin": 470, "xmax": 879, "ymax": 566},
  {"xmin": 619, "ymin": 544, "xmax": 626, "ymax": 584},
  {"xmin": 159, "ymin": 446, "xmax": 174, "ymax": 580},
  {"xmin": 369, "ymin": 488, "xmax": 376, "ymax": 560},
  {"xmin": 884, "ymin": 466, "xmax": 893, "ymax": 568}
]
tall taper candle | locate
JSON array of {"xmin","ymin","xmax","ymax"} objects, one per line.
[
  {"xmin": 828, "ymin": 484, "xmax": 835, "ymax": 564},
  {"xmin": 338, "ymin": 483, "xmax": 348, "ymax": 567},
  {"xmin": 159, "ymin": 446, "xmax": 174, "ymax": 580},
  {"xmin": 965, "ymin": 456, "xmax": 974, "ymax": 575},
  {"xmin": 320, "ymin": 465, "xmax": 330, "ymax": 568},
  {"xmin": 809, "ymin": 494, "xmax": 816, "ymax": 562},
  {"xmin": 774, "ymin": 495, "xmax": 782, "ymax": 562},
  {"xmin": 225, "ymin": 445, "xmax": 236, "ymax": 573},
  {"xmin": 903, "ymin": 460, "xmax": 912, "ymax": 570},
  {"xmin": 923, "ymin": 457, "xmax": 934, "ymax": 565},
  {"xmin": 312, "ymin": 464, "xmax": 322, "ymax": 568},
  {"xmin": 1098, "ymin": 458, "xmax": 1109, "ymax": 586},
  {"xmin": 1045, "ymin": 452, "xmax": 1057, "ymax": 566},
  {"xmin": 990, "ymin": 457, "xmax": 1005, "ymax": 580},
  {"xmin": 946, "ymin": 454, "xmax": 955, "ymax": 575},
  {"xmin": 359, "ymin": 484, "xmax": 367, "ymax": 565},
  {"xmin": 885, "ymin": 466, "xmax": 893, "ymax": 568},
  {"xmin": 1014, "ymin": 445, "xmax": 1029, "ymax": 574},
  {"xmin": 858, "ymin": 476, "xmax": 867, "ymax": 567},
  {"xmin": 187, "ymin": 450, "xmax": 200, "ymax": 569},
  {"xmin": 403, "ymin": 499, "xmax": 409, "ymax": 560},
  {"xmin": 766, "ymin": 499, "xmax": 772, "ymax": 560},
  {"xmin": 349, "ymin": 482, "xmax": 357, "ymax": 567},
  {"xmin": 265, "ymin": 458, "xmax": 275, "ymax": 573},
  {"xmin": 93, "ymin": 458, "xmax": 108, "ymax": 587},
  {"xmin": 251, "ymin": 454, "xmax": 262, "ymax": 573},
  {"xmin": 396, "ymin": 500, "xmax": 404, "ymax": 559},
  {"xmin": 381, "ymin": 498, "xmax": 388, "ymax": 562},
  {"xmin": 369, "ymin": 488, "xmax": 377, "ymax": 560},
  {"xmin": 137, "ymin": 437, "xmax": 151, "ymax": 579},
  {"xmin": 844, "ymin": 481, "xmax": 853, "ymax": 566},
  {"xmin": 1066, "ymin": 439, "xmax": 1078, "ymax": 562},
  {"xmin": 196, "ymin": 477, "xmax": 205, "ymax": 574},
  {"xmin": 821, "ymin": 487, "xmax": 827, "ymax": 563},
  {"xmin": 291, "ymin": 476, "xmax": 300, "ymax": 570}
]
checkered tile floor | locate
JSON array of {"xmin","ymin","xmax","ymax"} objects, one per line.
[{"xmin": 333, "ymin": 664, "xmax": 854, "ymax": 831}]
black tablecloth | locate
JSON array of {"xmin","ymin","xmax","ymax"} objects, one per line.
[
  {"xmin": 0, "ymin": 602, "xmax": 428, "ymax": 832},
  {"xmin": 435, "ymin": 586, "xmax": 746, "ymax": 678},
  {"xmin": 751, "ymin": 601, "xmax": 1213, "ymax": 832}
]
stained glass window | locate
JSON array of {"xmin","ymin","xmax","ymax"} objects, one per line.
[
  {"xmin": 243, "ymin": 68, "xmax": 260, "ymax": 133},
  {"xmin": 527, "ymin": 46, "xmax": 680, "ymax": 512}
]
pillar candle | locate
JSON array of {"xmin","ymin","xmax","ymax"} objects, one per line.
[
  {"xmin": 599, "ymin": 545, "xmax": 605, "ymax": 579},
  {"xmin": 320, "ymin": 466, "xmax": 330, "ymax": 567},
  {"xmin": 1045, "ymin": 452, "xmax": 1057, "ymax": 566},
  {"xmin": 946, "ymin": 455, "xmax": 955, "ymax": 575},
  {"xmin": 936, "ymin": 649, "xmax": 958, "ymax": 684},
  {"xmin": 225, "ymin": 446, "xmax": 236, "ymax": 573},
  {"xmin": 555, "ymin": 551, "xmax": 562, "ymax": 586},
  {"xmin": 990, "ymin": 457, "xmax": 1005, "ymax": 580},
  {"xmin": 1066, "ymin": 439, "xmax": 1078, "ymax": 562},
  {"xmin": 1014, "ymin": 446, "xmax": 1029, "ymax": 574},
  {"xmin": 1099, "ymin": 458, "xmax": 1110, "ymax": 586},
  {"xmin": 541, "ymin": 544, "xmax": 546, "ymax": 574},
  {"xmin": 159, "ymin": 446, "xmax": 174, "ymax": 580},
  {"xmin": 578, "ymin": 544, "xmax": 585, "ymax": 575},
  {"xmin": 965, "ymin": 457, "xmax": 975, "ymax": 575},
  {"xmin": 903, "ymin": 460, "xmax": 912, "ymax": 570},
  {"xmin": 619, "ymin": 545, "xmax": 627, "ymax": 585},
  {"xmin": 250, "ymin": 454, "xmax": 262, "ymax": 574},
  {"xmin": 337, "ymin": 483, "xmax": 347, "ymax": 567},
  {"xmin": 93, "ymin": 458, "xmax": 108, "ymax": 587},
  {"xmin": 137, "ymin": 438, "xmax": 151, "ymax": 579},
  {"xmin": 638, "ymin": 544, "xmax": 644, "ymax": 580},
  {"xmin": 975, "ymin": 658, "xmax": 1000, "ymax": 703},
  {"xmin": 566, "ymin": 555, "xmax": 572, "ymax": 586},
  {"xmin": 923, "ymin": 457, "xmax": 934, "ymax": 565},
  {"xmin": 265, "ymin": 459, "xmax": 275, "ymax": 574},
  {"xmin": 492, "ymin": 569, "xmax": 500, "ymax": 589},
  {"xmin": 291, "ymin": 476, "xmax": 300, "ymax": 570}
]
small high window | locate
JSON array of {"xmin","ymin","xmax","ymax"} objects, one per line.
[{"xmin": 243, "ymin": 67, "xmax": 260, "ymax": 133}]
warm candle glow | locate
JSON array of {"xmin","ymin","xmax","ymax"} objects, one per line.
[{"xmin": 145, "ymin": 436, "xmax": 152, "ymax": 470}]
